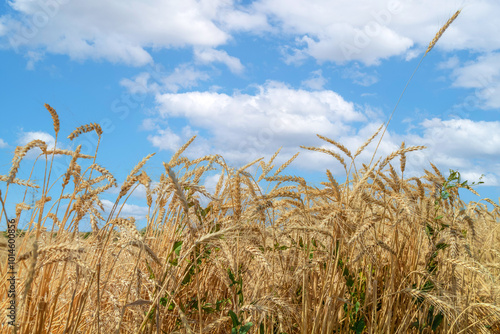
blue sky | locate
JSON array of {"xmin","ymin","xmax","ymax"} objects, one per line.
[{"xmin": 1, "ymin": 0, "xmax": 499, "ymax": 229}]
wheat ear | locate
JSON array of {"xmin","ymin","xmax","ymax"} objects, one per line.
[
  {"xmin": 44, "ymin": 103, "xmax": 60, "ymax": 135},
  {"xmin": 425, "ymin": 10, "xmax": 461, "ymax": 55}
]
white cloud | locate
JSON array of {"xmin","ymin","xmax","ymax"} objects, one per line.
[
  {"xmin": 2, "ymin": 0, "xmax": 235, "ymax": 65},
  {"xmin": 400, "ymin": 118, "xmax": 500, "ymax": 186},
  {"xmin": 3, "ymin": 0, "xmax": 500, "ymax": 71},
  {"xmin": 120, "ymin": 64, "xmax": 210, "ymax": 94},
  {"xmin": 438, "ymin": 56, "xmax": 460, "ymax": 70},
  {"xmin": 253, "ymin": 0, "xmax": 500, "ymax": 65},
  {"xmin": 25, "ymin": 50, "xmax": 43, "ymax": 70},
  {"xmin": 101, "ymin": 199, "xmax": 149, "ymax": 220},
  {"xmin": 449, "ymin": 52, "xmax": 500, "ymax": 109},
  {"xmin": 17, "ymin": 131, "xmax": 56, "ymax": 158},
  {"xmin": 144, "ymin": 80, "xmax": 500, "ymax": 185},
  {"xmin": 149, "ymin": 81, "xmax": 369, "ymax": 166},
  {"xmin": 342, "ymin": 65, "xmax": 379, "ymax": 86},
  {"xmin": 194, "ymin": 48, "xmax": 244, "ymax": 74},
  {"xmin": 301, "ymin": 70, "xmax": 327, "ymax": 90},
  {"xmin": 0, "ymin": 138, "xmax": 7, "ymax": 148}
]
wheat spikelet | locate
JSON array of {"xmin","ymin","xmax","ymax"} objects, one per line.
[
  {"xmin": 0, "ymin": 175, "xmax": 39, "ymax": 188},
  {"xmin": 317, "ymin": 134, "xmax": 352, "ymax": 159},
  {"xmin": 258, "ymin": 147, "xmax": 282, "ymax": 182},
  {"xmin": 44, "ymin": 103, "xmax": 60, "ymax": 135},
  {"xmin": 129, "ymin": 152, "xmax": 155, "ymax": 178},
  {"xmin": 246, "ymin": 246, "xmax": 271, "ymax": 272},
  {"xmin": 113, "ymin": 217, "xmax": 142, "ymax": 241},
  {"xmin": 379, "ymin": 146, "xmax": 426, "ymax": 170},
  {"xmin": 35, "ymin": 196, "xmax": 52, "ymax": 209},
  {"xmin": 399, "ymin": 141, "xmax": 406, "ymax": 174},
  {"xmin": 404, "ymin": 289, "xmax": 453, "ymax": 318},
  {"xmin": 300, "ymin": 146, "xmax": 347, "ymax": 171},
  {"xmin": 68, "ymin": 123, "xmax": 103, "ymax": 140},
  {"xmin": 167, "ymin": 135, "xmax": 196, "ymax": 167},
  {"xmin": 90, "ymin": 163, "xmax": 117, "ymax": 186},
  {"xmin": 325, "ymin": 169, "xmax": 341, "ymax": 201},
  {"xmin": 90, "ymin": 214, "xmax": 99, "ymax": 233},
  {"xmin": 354, "ymin": 124, "xmax": 384, "ymax": 158},
  {"xmin": 8, "ymin": 139, "xmax": 47, "ymax": 183},
  {"xmin": 265, "ymin": 175, "xmax": 306, "ymax": 186},
  {"xmin": 118, "ymin": 174, "xmax": 140, "ymax": 200},
  {"xmin": 62, "ymin": 145, "xmax": 81, "ymax": 187},
  {"xmin": 446, "ymin": 258, "xmax": 484, "ymax": 275},
  {"xmin": 15, "ymin": 202, "xmax": 31, "ymax": 217},
  {"xmin": 348, "ymin": 222, "xmax": 374, "ymax": 244},
  {"xmin": 124, "ymin": 240, "xmax": 161, "ymax": 265},
  {"xmin": 45, "ymin": 149, "xmax": 93, "ymax": 159},
  {"xmin": 238, "ymin": 157, "xmax": 264, "ymax": 173},
  {"xmin": 350, "ymin": 159, "xmax": 379, "ymax": 198},
  {"xmin": 201, "ymin": 317, "xmax": 231, "ymax": 333},
  {"xmin": 232, "ymin": 172, "xmax": 242, "ymax": 219},
  {"xmin": 425, "ymin": 10, "xmax": 461, "ymax": 55},
  {"xmin": 193, "ymin": 226, "xmax": 239, "ymax": 246},
  {"xmin": 273, "ymin": 152, "xmax": 300, "ymax": 176}
]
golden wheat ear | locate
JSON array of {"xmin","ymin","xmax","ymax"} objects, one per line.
[
  {"xmin": 44, "ymin": 104, "xmax": 60, "ymax": 135},
  {"xmin": 426, "ymin": 10, "xmax": 461, "ymax": 55}
]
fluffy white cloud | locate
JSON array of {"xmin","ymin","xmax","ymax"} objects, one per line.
[
  {"xmin": 301, "ymin": 70, "xmax": 327, "ymax": 90},
  {"xmin": 139, "ymin": 79, "xmax": 499, "ymax": 187},
  {"xmin": 148, "ymin": 81, "xmax": 371, "ymax": 167},
  {"xmin": 120, "ymin": 64, "xmax": 210, "ymax": 94},
  {"xmin": 449, "ymin": 52, "xmax": 500, "ymax": 109},
  {"xmin": 252, "ymin": 0, "xmax": 500, "ymax": 64},
  {"xmin": 194, "ymin": 48, "xmax": 244, "ymax": 74},
  {"xmin": 2, "ymin": 0, "xmax": 236, "ymax": 65},
  {"xmin": 5, "ymin": 0, "xmax": 499, "ymax": 67},
  {"xmin": 0, "ymin": 138, "xmax": 7, "ymax": 148}
]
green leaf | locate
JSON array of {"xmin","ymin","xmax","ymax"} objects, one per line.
[
  {"xmin": 432, "ymin": 313, "xmax": 444, "ymax": 331},
  {"xmin": 240, "ymin": 322, "xmax": 253, "ymax": 334},
  {"xmin": 354, "ymin": 301, "xmax": 360, "ymax": 314},
  {"xmin": 228, "ymin": 310, "xmax": 240, "ymax": 327},
  {"xmin": 172, "ymin": 240, "xmax": 183, "ymax": 256},
  {"xmin": 228, "ymin": 268, "xmax": 236, "ymax": 286},
  {"xmin": 353, "ymin": 319, "xmax": 365, "ymax": 334}
]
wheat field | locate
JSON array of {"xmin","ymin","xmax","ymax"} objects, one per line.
[
  {"xmin": 0, "ymin": 103, "xmax": 499, "ymax": 334},
  {"xmin": 1, "ymin": 10, "xmax": 500, "ymax": 334}
]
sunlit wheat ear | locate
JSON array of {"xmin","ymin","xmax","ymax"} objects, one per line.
[
  {"xmin": 166, "ymin": 135, "xmax": 196, "ymax": 167},
  {"xmin": 68, "ymin": 122, "xmax": 103, "ymax": 140},
  {"xmin": 354, "ymin": 124, "xmax": 383, "ymax": 159},
  {"xmin": 7, "ymin": 139, "xmax": 48, "ymax": 183},
  {"xmin": 62, "ymin": 145, "xmax": 81, "ymax": 187},
  {"xmin": 113, "ymin": 217, "xmax": 142, "ymax": 241},
  {"xmin": 425, "ymin": 10, "xmax": 461, "ymax": 55},
  {"xmin": 0, "ymin": 175, "xmax": 39, "ymax": 188},
  {"xmin": 44, "ymin": 103, "xmax": 60, "ymax": 135},
  {"xmin": 378, "ymin": 145, "xmax": 426, "ymax": 170},
  {"xmin": 317, "ymin": 134, "xmax": 352, "ymax": 159},
  {"xmin": 399, "ymin": 141, "xmax": 406, "ymax": 174},
  {"xmin": 273, "ymin": 152, "xmax": 300, "ymax": 177}
]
